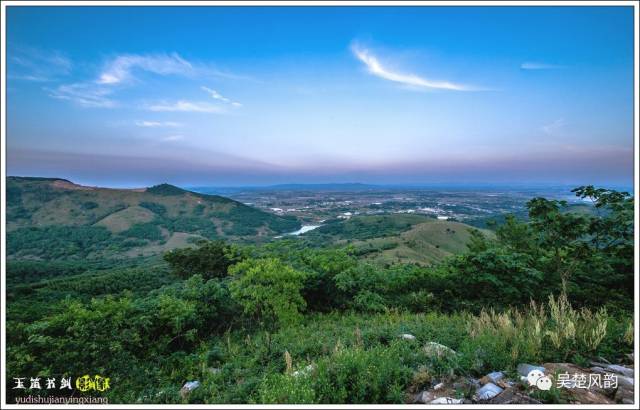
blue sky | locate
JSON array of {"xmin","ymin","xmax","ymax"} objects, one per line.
[{"xmin": 6, "ymin": 6, "xmax": 635, "ymax": 187}]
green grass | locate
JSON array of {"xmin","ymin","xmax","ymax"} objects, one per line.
[
  {"xmin": 95, "ymin": 205, "xmax": 157, "ymax": 233},
  {"xmin": 125, "ymin": 307, "xmax": 631, "ymax": 404}
]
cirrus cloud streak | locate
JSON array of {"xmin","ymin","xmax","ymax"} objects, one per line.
[
  {"xmin": 351, "ymin": 44, "xmax": 481, "ymax": 91},
  {"xmin": 97, "ymin": 53, "xmax": 193, "ymax": 85}
]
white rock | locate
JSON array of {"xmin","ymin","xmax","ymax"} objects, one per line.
[
  {"xmin": 180, "ymin": 380, "xmax": 200, "ymax": 399},
  {"xmin": 615, "ymin": 386, "xmax": 634, "ymax": 403},
  {"xmin": 617, "ymin": 376, "xmax": 634, "ymax": 390},
  {"xmin": 414, "ymin": 390, "xmax": 435, "ymax": 403},
  {"xmin": 590, "ymin": 366, "xmax": 607, "ymax": 374},
  {"xmin": 487, "ymin": 371, "xmax": 505, "ymax": 383},
  {"xmin": 517, "ymin": 363, "xmax": 545, "ymax": 377},
  {"xmin": 292, "ymin": 364, "xmax": 315, "ymax": 377},
  {"xmin": 400, "ymin": 333, "xmax": 417, "ymax": 341},
  {"xmin": 606, "ymin": 364, "xmax": 634, "ymax": 378},
  {"xmin": 475, "ymin": 382, "xmax": 504, "ymax": 400},
  {"xmin": 430, "ymin": 397, "xmax": 463, "ymax": 404},
  {"xmin": 424, "ymin": 342, "xmax": 456, "ymax": 358},
  {"xmin": 182, "ymin": 381, "xmax": 200, "ymax": 391}
]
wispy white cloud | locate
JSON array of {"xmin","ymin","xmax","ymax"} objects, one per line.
[
  {"xmin": 46, "ymin": 51, "xmax": 246, "ymax": 109},
  {"xmin": 541, "ymin": 118, "xmax": 566, "ymax": 135},
  {"xmin": 201, "ymin": 86, "xmax": 230, "ymax": 102},
  {"xmin": 9, "ymin": 45, "xmax": 72, "ymax": 82},
  {"xmin": 201, "ymin": 86, "xmax": 242, "ymax": 107},
  {"xmin": 96, "ymin": 53, "xmax": 248, "ymax": 84},
  {"xmin": 351, "ymin": 44, "xmax": 479, "ymax": 91},
  {"xmin": 521, "ymin": 62, "xmax": 565, "ymax": 70},
  {"xmin": 45, "ymin": 83, "xmax": 115, "ymax": 108},
  {"xmin": 45, "ymin": 53, "xmax": 194, "ymax": 108},
  {"xmin": 97, "ymin": 53, "xmax": 193, "ymax": 85},
  {"xmin": 135, "ymin": 120, "xmax": 182, "ymax": 128},
  {"xmin": 145, "ymin": 100, "xmax": 225, "ymax": 113}
]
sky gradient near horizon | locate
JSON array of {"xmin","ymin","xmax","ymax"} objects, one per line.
[{"xmin": 6, "ymin": 6, "xmax": 635, "ymax": 187}]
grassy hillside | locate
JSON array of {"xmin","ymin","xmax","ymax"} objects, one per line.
[
  {"xmin": 303, "ymin": 214, "xmax": 494, "ymax": 266},
  {"xmin": 354, "ymin": 220, "xmax": 495, "ymax": 266},
  {"xmin": 6, "ymin": 176, "xmax": 300, "ymax": 261}
]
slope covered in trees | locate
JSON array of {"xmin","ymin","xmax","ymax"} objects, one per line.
[{"xmin": 6, "ymin": 176, "xmax": 301, "ymax": 261}]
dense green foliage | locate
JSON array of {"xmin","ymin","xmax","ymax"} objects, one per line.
[
  {"xmin": 122, "ymin": 222, "xmax": 164, "ymax": 241},
  {"xmin": 9, "ymin": 275, "xmax": 236, "ymax": 400},
  {"xmin": 164, "ymin": 240, "xmax": 240, "ymax": 279},
  {"xmin": 5, "ymin": 185, "xmax": 634, "ymax": 404},
  {"xmin": 146, "ymin": 183, "xmax": 189, "ymax": 196},
  {"xmin": 7, "ymin": 260, "xmax": 89, "ymax": 285},
  {"xmin": 7, "ymin": 225, "xmax": 143, "ymax": 259},
  {"xmin": 229, "ymin": 258, "xmax": 308, "ymax": 329},
  {"xmin": 434, "ymin": 186, "xmax": 635, "ymax": 311},
  {"xmin": 139, "ymin": 201, "xmax": 167, "ymax": 215}
]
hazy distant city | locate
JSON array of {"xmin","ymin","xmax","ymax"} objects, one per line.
[{"xmin": 193, "ymin": 184, "xmax": 602, "ymax": 227}]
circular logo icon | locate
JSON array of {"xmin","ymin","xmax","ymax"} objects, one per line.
[
  {"xmin": 536, "ymin": 376, "xmax": 553, "ymax": 391},
  {"xmin": 527, "ymin": 369, "xmax": 545, "ymax": 386}
]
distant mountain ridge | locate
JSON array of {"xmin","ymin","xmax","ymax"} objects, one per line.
[
  {"xmin": 190, "ymin": 182, "xmax": 380, "ymax": 195},
  {"xmin": 190, "ymin": 182, "xmax": 633, "ymax": 195}
]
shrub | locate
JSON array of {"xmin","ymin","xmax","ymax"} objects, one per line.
[
  {"xmin": 10, "ymin": 275, "xmax": 232, "ymax": 387},
  {"xmin": 139, "ymin": 201, "xmax": 167, "ymax": 216},
  {"xmin": 259, "ymin": 373, "xmax": 316, "ymax": 404},
  {"xmin": 81, "ymin": 201, "xmax": 99, "ymax": 210},
  {"xmin": 123, "ymin": 222, "xmax": 163, "ymax": 241},
  {"xmin": 312, "ymin": 343, "xmax": 413, "ymax": 403},
  {"xmin": 164, "ymin": 217, "xmax": 219, "ymax": 239},
  {"xmin": 441, "ymin": 248, "xmax": 546, "ymax": 310},
  {"xmin": 334, "ymin": 263, "xmax": 390, "ymax": 312},
  {"xmin": 229, "ymin": 258, "xmax": 307, "ymax": 329},
  {"xmin": 164, "ymin": 241, "xmax": 240, "ymax": 279}
]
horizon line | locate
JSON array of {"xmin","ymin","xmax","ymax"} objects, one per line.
[{"xmin": 7, "ymin": 174, "xmax": 634, "ymax": 192}]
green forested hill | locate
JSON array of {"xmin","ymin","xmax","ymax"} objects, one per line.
[
  {"xmin": 6, "ymin": 176, "xmax": 300, "ymax": 260},
  {"xmin": 303, "ymin": 214, "xmax": 495, "ymax": 266}
]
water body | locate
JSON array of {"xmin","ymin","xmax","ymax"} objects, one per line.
[{"xmin": 287, "ymin": 225, "xmax": 321, "ymax": 236}]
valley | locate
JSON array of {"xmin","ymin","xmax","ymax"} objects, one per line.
[
  {"xmin": 4, "ymin": 177, "xmax": 634, "ymax": 405},
  {"xmin": 194, "ymin": 184, "xmax": 597, "ymax": 228}
]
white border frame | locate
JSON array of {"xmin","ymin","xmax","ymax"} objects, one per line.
[{"xmin": 1, "ymin": 1, "xmax": 638, "ymax": 409}]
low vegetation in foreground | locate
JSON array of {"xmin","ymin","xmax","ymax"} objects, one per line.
[{"xmin": 5, "ymin": 185, "xmax": 635, "ymax": 404}]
